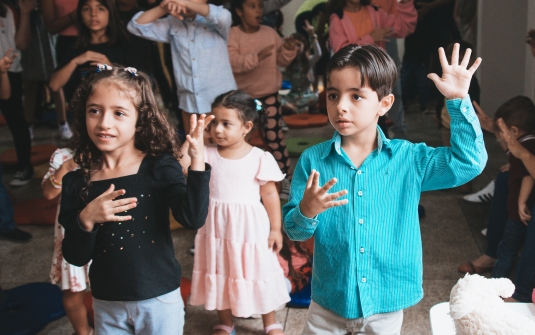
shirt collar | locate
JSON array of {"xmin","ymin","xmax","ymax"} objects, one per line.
[{"xmin": 320, "ymin": 125, "xmax": 392, "ymax": 159}]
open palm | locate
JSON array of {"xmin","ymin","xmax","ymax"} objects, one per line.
[{"xmin": 427, "ymin": 43, "xmax": 482, "ymax": 100}]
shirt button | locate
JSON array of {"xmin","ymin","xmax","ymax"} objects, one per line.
[
  {"xmin": 191, "ymin": 39, "xmax": 194, "ymax": 42},
  {"xmin": 192, "ymin": 58, "xmax": 195, "ymax": 60},
  {"xmin": 359, "ymin": 219, "xmax": 363, "ymax": 224},
  {"xmin": 357, "ymin": 170, "xmax": 362, "ymax": 175},
  {"xmin": 362, "ymin": 277, "xmax": 366, "ymax": 283},
  {"xmin": 351, "ymin": 167, "xmax": 355, "ymax": 170},
  {"xmin": 358, "ymin": 191, "xmax": 363, "ymax": 196},
  {"xmin": 360, "ymin": 247, "xmax": 364, "ymax": 253}
]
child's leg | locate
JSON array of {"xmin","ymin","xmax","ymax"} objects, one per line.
[
  {"xmin": 127, "ymin": 288, "xmax": 185, "ymax": 335},
  {"xmin": 302, "ymin": 301, "xmax": 353, "ymax": 335},
  {"xmin": 62, "ymin": 290, "xmax": 92, "ymax": 335},
  {"xmin": 492, "ymin": 220, "xmax": 527, "ymax": 278},
  {"xmin": 257, "ymin": 93, "xmax": 291, "ymax": 176},
  {"xmin": 262, "ymin": 311, "xmax": 284, "ymax": 335},
  {"xmin": 214, "ymin": 309, "xmax": 234, "ymax": 335}
]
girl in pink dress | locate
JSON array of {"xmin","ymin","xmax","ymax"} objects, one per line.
[{"xmin": 184, "ymin": 90, "xmax": 290, "ymax": 335}]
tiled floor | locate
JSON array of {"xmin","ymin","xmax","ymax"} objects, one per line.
[{"xmin": 0, "ymin": 107, "xmax": 504, "ymax": 334}]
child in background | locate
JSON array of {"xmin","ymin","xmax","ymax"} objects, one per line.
[
  {"xmin": 228, "ymin": 0, "xmax": 298, "ymax": 199},
  {"xmin": 327, "ymin": 0, "xmax": 416, "ymax": 53},
  {"xmin": 58, "ymin": 65, "xmax": 211, "ymax": 334},
  {"xmin": 43, "ymin": 149, "xmax": 91, "ymax": 335},
  {"xmin": 283, "ymin": 44, "xmax": 485, "ymax": 333},
  {"xmin": 185, "ymin": 90, "xmax": 290, "ymax": 335},
  {"xmin": 49, "ymin": 0, "xmax": 141, "ymax": 102},
  {"xmin": 491, "ymin": 97, "xmax": 535, "ymax": 303},
  {"xmin": 0, "ymin": 0, "xmax": 36, "ymax": 186},
  {"xmin": 127, "ymin": 0, "xmax": 236, "ymax": 133},
  {"xmin": 277, "ymin": 231, "xmax": 312, "ymax": 294},
  {"xmin": 282, "ymin": 20, "xmax": 321, "ymax": 114}
]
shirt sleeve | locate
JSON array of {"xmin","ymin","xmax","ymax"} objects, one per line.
[
  {"xmin": 127, "ymin": 11, "xmax": 171, "ymax": 43},
  {"xmin": 415, "ymin": 95, "xmax": 488, "ymax": 191},
  {"xmin": 58, "ymin": 171, "xmax": 99, "ymax": 267},
  {"xmin": 152, "ymin": 154, "xmax": 211, "ymax": 230},
  {"xmin": 282, "ymin": 152, "xmax": 320, "ymax": 241},
  {"xmin": 204, "ymin": 5, "xmax": 232, "ymax": 40},
  {"xmin": 380, "ymin": 0, "xmax": 417, "ymax": 39},
  {"xmin": 256, "ymin": 151, "xmax": 285, "ymax": 185}
]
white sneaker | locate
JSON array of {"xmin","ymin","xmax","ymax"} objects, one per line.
[
  {"xmin": 59, "ymin": 123, "xmax": 73, "ymax": 140},
  {"xmin": 280, "ymin": 178, "xmax": 290, "ymax": 200},
  {"xmin": 28, "ymin": 125, "xmax": 34, "ymax": 141},
  {"xmin": 281, "ymin": 120, "xmax": 289, "ymax": 132},
  {"xmin": 481, "ymin": 228, "xmax": 487, "ymax": 236},
  {"xmin": 463, "ymin": 180, "xmax": 495, "ymax": 203}
]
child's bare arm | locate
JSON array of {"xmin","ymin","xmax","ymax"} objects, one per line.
[
  {"xmin": 134, "ymin": 5, "xmax": 169, "ymax": 24},
  {"xmin": 15, "ymin": 0, "xmax": 37, "ymax": 51},
  {"xmin": 497, "ymin": 120, "xmax": 535, "ymax": 180},
  {"xmin": 162, "ymin": 0, "xmax": 210, "ymax": 19},
  {"xmin": 0, "ymin": 49, "xmax": 15, "ymax": 100},
  {"xmin": 519, "ymin": 175, "xmax": 534, "ymax": 225},
  {"xmin": 260, "ymin": 181, "xmax": 283, "ymax": 253},
  {"xmin": 42, "ymin": 158, "xmax": 78, "ymax": 200}
]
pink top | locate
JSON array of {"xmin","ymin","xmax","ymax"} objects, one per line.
[
  {"xmin": 329, "ymin": 1, "xmax": 417, "ymax": 52},
  {"xmin": 228, "ymin": 25, "xmax": 297, "ymax": 98},
  {"xmin": 53, "ymin": 0, "xmax": 78, "ymax": 36}
]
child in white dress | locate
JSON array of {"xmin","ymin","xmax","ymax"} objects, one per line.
[
  {"xmin": 43, "ymin": 148, "xmax": 92, "ymax": 335},
  {"xmin": 183, "ymin": 90, "xmax": 290, "ymax": 335}
]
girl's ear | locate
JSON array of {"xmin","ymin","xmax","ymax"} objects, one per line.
[
  {"xmin": 378, "ymin": 93, "xmax": 394, "ymax": 117},
  {"xmin": 244, "ymin": 120, "xmax": 254, "ymax": 134},
  {"xmin": 235, "ymin": 7, "xmax": 244, "ymax": 18}
]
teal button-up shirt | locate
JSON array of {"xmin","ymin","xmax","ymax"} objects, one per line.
[{"xmin": 283, "ymin": 96, "xmax": 487, "ymax": 319}]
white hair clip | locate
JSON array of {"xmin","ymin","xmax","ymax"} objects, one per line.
[
  {"xmin": 95, "ymin": 64, "xmax": 112, "ymax": 72},
  {"xmin": 124, "ymin": 67, "xmax": 138, "ymax": 77}
]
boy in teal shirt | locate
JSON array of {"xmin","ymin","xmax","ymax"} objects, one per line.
[{"xmin": 283, "ymin": 44, "xmax": 486, "ymax": 334}]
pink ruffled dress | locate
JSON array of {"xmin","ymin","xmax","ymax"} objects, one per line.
[{"xmin": 190, "ymin": 146, "xmax": 290, "ymax": 317}]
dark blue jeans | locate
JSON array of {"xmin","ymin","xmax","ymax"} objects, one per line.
[
  {"xmin": 485, "ymin": 171, "xmax": 509, "ymax": 258},
  {"xmin": 0, "ymin": 165, "xmax": 16, "ymax": 234}
]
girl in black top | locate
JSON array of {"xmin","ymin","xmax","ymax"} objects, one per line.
[
  {"xmin": 58, "ymin": 65, "xmax": 212, "ymax": 334},
  {"xmin": 49, "ymin": 0, "xmax": 141, "ymax": 101}
]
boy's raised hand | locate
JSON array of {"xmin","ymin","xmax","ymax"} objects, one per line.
[
  {"xmin": 299, "ymin": 170, "xmax": 348, "ymax": 218},
  {"xmin": 427, "ymin": 43, "xmax": 482, "ymax": 100}
]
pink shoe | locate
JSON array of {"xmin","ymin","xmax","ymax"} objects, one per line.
[
  {"xmin": 213, "ymin": 324, "xmax": 236, "ymax": 335},
  {"xmin": 265, "ymin": 323, "xmax": 284, "ymax": 334}
]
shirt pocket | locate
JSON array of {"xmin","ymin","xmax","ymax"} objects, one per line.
[{"xmin": 199, "ymin": 27, "xmax": 216, "ymax": 49}]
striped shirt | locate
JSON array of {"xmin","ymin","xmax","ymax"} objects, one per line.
[{"xmin": 282, "ymin": 96, "xmax": 487, "ymax": 319}]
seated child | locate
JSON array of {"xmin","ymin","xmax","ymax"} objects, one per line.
[
  {"xmin": 491, "ymin": 96, "xmax": 535, "ymax": 304},
  {"xmin": 277, "ymin": 231, "xmax": 312, "ymax": 294},
  {"xmin": 283, "ymin": 43, "xmax": 486, "ymax": 334}
]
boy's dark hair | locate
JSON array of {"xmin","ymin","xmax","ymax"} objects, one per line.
[
  {"xmin": 69, "ymin": 64, "xmax": 181, "ymax": 200},
  {"xmin": 325, "ymin": 44, "xmax": 397, "ymax": 100},
  {"xmin": 75, "ymin": 0, "xmax": 128, "ymax": 49},
  {"xmin": 211, "ymin": 90, "xmax": 266, "ymax": 130},
  {"xmin": 326, "ymin": 0, "xmax": 372, "ymax": 17},
  {"xmin": 494, "ymin": 96, "xmax": 535, "ymax": 134}
]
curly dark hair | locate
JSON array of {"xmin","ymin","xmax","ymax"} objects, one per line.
[{"xmin": 69, "ymin": 64, "xmax": 181, "ymax": 200}]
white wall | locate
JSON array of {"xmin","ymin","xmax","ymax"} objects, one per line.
[
  {"xmin": 478, "ymin": 0, "xmax": 534, "ymax": 114},
  {"xmin": 280, "ymin": 0, "xmax": 305, "ymax": 37}
]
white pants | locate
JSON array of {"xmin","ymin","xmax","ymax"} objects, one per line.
[{"xmin": 303, "ymin": 301, "xmax": 403, "ymax": 335}]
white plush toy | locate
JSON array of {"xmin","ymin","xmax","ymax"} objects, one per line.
[{"xmin": 449, "ymin": 274, "xmax": 535, "ymax": 334}]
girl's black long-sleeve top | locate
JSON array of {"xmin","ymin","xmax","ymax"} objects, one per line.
[{"xmin": 58, "ymin": 154, "xmax": 210, "ymax": 301}]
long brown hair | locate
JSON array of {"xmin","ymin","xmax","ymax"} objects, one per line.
[{"xmin": 69, "ymin": 64, "xmax": 181, "ymax": 201}]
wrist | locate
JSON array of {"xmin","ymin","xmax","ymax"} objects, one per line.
[
  {"xmin": 78, "ymin": 210, "xmax": 94, "ymax": 231},
  {"xmin": 299, "ymin": 202, "xmax": 316, "ymax": 218}
]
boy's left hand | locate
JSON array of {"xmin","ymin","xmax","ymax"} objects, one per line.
[
  {"xmin": 427, "ymin": 43, "xmax": 482, "ymax": 100},
  {"xmin": 268, "ymin": 230, "xmax": 283, "ymax": 253}
]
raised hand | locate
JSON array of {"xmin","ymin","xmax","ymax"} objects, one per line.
[
  {"xmin": 257, "ymin": 44, "xmax": 274, "ymax": 62},
  {"xmin": 303, "ymin": 20, "xmax": 315, "ymax": 37},
  {"xmin": 427, "ymin": 43, "xmax": 482, "ymax": 100},
  {"xmin": 187, "ymin": 113, "xmax": 214, "ymax": 170},
  {"xmin": 0, "ymin": 48, "xmax": 16, "ymax": 73},
  {"xmin": 299, "ymin": 170, "xmax": 348, "ymax": 218},
  {"xmin": 78, "ymin": 184, "xmax": 137, "ymax": 232},
  {"xmin": 75, "ymin": 51, "xmax": 111, "ymax": 66},
  {"xmin": 283, "ymin": 36, "xmax": 298, "ymax": 50}
]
